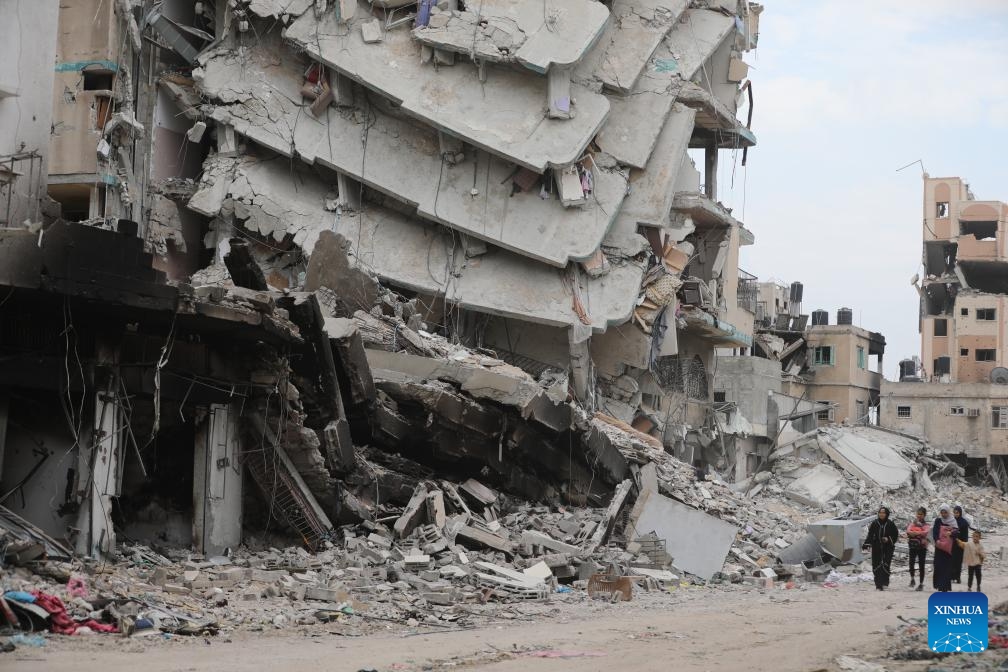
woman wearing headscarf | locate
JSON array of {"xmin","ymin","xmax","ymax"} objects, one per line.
[
  {"xmin": 863, "ymin": 506, "xmax": 899, "ymax": 590},
  {"xmin": 951, "ymin": 505, "xmax": 971, "ymax": 584},
  {"xmin": 932, "ymin": 504, "xmax": 958, "ymax": 592}
]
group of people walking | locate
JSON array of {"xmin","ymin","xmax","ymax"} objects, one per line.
[{"xmin": 862, "ymin": 504, "xmax": 986, "ymax": 592}]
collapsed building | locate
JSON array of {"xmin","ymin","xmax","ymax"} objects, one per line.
[
  {"xmin": 883, "ymin": 174, "xmax": 1008, "ymax": 482},
  {"xmin": 0, "ymin": 0, "xmax": 767, "ymax": 560}
]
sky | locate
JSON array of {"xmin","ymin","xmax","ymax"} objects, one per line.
[{"xmin": 716, "ymin": 0, "xmax": 1008, "ymax": 379}]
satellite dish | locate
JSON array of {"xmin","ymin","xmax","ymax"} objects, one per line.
[{"xmin": 992, "ymin": 367, "xmax": 1008, "ymax": 385}]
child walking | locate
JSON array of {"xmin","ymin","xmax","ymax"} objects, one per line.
[
  {"xmin": 956, "ymin": 530, "xmax": 986, "ymax": 592},
  {"xmin": 906, "ymin": 507, "xmax": 929, "ymax": 591}
]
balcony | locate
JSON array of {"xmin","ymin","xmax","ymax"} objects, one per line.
[{"xmin": 737, "ymin": 269, "xmax": 758, "ymax": 314}]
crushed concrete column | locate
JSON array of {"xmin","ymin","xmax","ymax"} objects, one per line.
[
  {"xmin": 333, "ymin": 73, "xmax": 355, "ymax": 106},
  {"xmin": 337, "ymin": 173, "xmax": 362, "ymax": 211},
  {"xmin": 556, "ymin": 163, "xmax": 587, "ymax": 207},
  {"xmin": 433, "ymin": 0, "xmax": 458, "ymax": 65},
  {"xmin": 547, "ymin": 66, "xmax": 573, "ymax": 120},
  {"xmin": 734, "ymin": 441, "xmax": 747, "ymax": 483},
  {"xmin": 76, "ymin": 371, "xmax": 123, "ymax": 557},
  {"xmin": 193, "ymin": 403, "xmax": 244, "ymax": 555},
  {"xmin": 438, "ymin": 132, "xmax": 464, "ymax": 164},
  {"xmin": 704, "ymin": 138, "xmax": 718, "ymax": 200},
  {"xmin": 569, "ymin": 323, "xmax": 594, "ymax": 406}
]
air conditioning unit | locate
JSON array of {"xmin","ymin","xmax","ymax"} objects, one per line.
[
  {"xmin": 679, "ymin": 280, "xmax": 704, "ymax": 307},
  {"xmin": 967, "ymin": 408, "xmax": 981, "ymax": 418}
]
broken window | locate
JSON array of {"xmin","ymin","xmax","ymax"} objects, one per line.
[
  {"xmin": 950, "ymin": 407, "xmax": 965, "ymax": 416},
  {"xmin": 977, "ymin": 308, "xmax": 996, "ymax": 321},
  {"xmin": 961, "ymin": 221, "xmax": 998, "ymax": 240},
  {"xmin": 993, "ymin": 407, "xmax": 1008, "ymax": 429},
  {"xmin": 83, "ymin": 69, "xmax": 115, "ymax": 91},
  {"xmin": 816, "ymin": 402, "xmax": 834, "ymax": 422},
  {"xmin": 856, "ymin": 346, "xmax": 866, "ymax": 369},
  {"xmin": 713, "ymin": 391, "xmax": 726, "ymax": 403},
  {"xmin": 976, "ymin": 349, "xmax": 997, "ymax": 362},
  {"xmin": 936, "ymin": 202, "xmax": 949, "ymax": 218},
  {"xmin": 961, "ymin": 348, "xmax": 969, "ymax": 357},
  {"xmin": 933, "ymin": 319, "xmax": 948, "ymax": 336},
  {"xmin": 897, "ymin": 406, "xmax": 911, "ymax": 419},
  {"xmin": 94, "ymin": 95, "xmax": 112, "ymax": 132},
  {"xmin": 813, "ymin": 345, "xmax": 834, "ymax": 366}
]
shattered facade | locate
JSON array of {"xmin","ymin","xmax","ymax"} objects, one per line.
[
  {"xmin": 0, "ymin": 0, "xmax": 786, "ymax": 625},
  {"xmin": 882, "ymin": 175, "xmax": 1008, "ymax": 474}
]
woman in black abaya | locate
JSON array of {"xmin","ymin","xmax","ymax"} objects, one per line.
[
  {"xmin": 864, "ymin": 507, "xmax": 899, "ymax": 590},
  {"xmin": 950, "ymin": 505, "xmax": 971, "ymax": 584}
]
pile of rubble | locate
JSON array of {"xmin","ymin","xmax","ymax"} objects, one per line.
[
  {"xmin": 880, "ymin": 600, "xmax": 1008, "ymax": 666},
  {"xmin": 739, "ymin": 421, "xmax": 1002, "ymax": 526},
  {"xmin": 3, "ymin": 229, "xmax": 1008, "ymax": 646}
]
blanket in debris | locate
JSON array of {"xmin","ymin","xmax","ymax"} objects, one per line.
[{"xmin": 31, "ymin": 591, "xmax": 118, "ymax": 635}]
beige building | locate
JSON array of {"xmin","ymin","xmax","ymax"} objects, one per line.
[
  {"xmin": 919, "ymin": 175, "xmax": 1008, "ymax": 382},
  {"xmin": 47, "ymin": 0, "xmax": 125, "ymax": 221},
  {"xmin": 0, "ymin": 1, "xmax": 59, "ymax": 227},
  {"xmin": 880, "ymin": 382, "xmax": 1008, "ymax": 460},
  {"xmin": 748, "ymin": 281, "xmax": 885, "ymax": 430},
  {"xmin": 882, "ymin": 174, "xmax": 1008, "ymax": 475},
  {"xmin": 804, "ymin": 322, "xmax": 885, "ymax": 426}
]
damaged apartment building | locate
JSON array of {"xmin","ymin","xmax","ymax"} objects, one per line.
[
  {"xmin": 0, "ymin": 0, "xmax": 765, "ymax": 557},
  {"xmin": 883, "ymin": 174, "xmax": 1008, "ymax": 481},
  {"xmin": 713, "ymin": 281, "xmax": 887, "ymax": 481}
]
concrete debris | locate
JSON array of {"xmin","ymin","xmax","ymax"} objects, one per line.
[
  {"xmin": 806, "ymin": 516, "xmax": 874, "ymax": 565},
  {"xmin": 816, "ymin": 427, "xmax": 914, "ymax": 490},
  {"xmin": 626, "ymin": 488, "xmax": 737, "ymax": 580},
  {"xmin": 785, "ymin": 464, "xmax": 845, "ymax": 508}
]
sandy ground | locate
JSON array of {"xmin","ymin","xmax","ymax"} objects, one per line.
[{"xmin": 7, "ymin": 560, "xmax": 1004, "ymax": 672}]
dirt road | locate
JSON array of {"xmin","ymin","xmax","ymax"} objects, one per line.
[{"xmin": 10, "ymin": 565, "xmax": 1004, "ymax": 672}]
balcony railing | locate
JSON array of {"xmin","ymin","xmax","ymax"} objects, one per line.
[{"xmin": 737, "ymin": 268, "xmax": 758, "ymax": 314}]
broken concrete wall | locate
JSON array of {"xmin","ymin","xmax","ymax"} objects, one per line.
[
  {"xmin": 0, "ymin": 392, "xmax": 82, "ymax": 541},
  {"xmin": 627, "ymin": 488, "xmax": 737, "ymax": 580},
  {"xmin": 713, "ymin": 356, "xmax": 782, "ymax": 438}
]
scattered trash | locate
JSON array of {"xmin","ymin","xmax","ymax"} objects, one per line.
[{"xmin": 8, "ymin": 633, "xmax": 47, "ymax": 648}]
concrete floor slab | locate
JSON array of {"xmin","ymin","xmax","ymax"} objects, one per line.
[
  {"xmin": 666, "ymin": 9, "xmax": 736, "ymax": 85},
  {"xmin": 593, "ymin": 9, "xmax": 737, "ymax": 169},
  {"xmin": 188, "ymin": 154, "xmax": 335, "ymax": 255},
  {"xmin": 336, "ymin": 205, "xmax": 644, "ymax": 330},
  {"xmin": 284, "ymin": 3, "xmax": 610, "ymax": 171},
  {"xmin": 617, "ymin": 104, "xmax": 694, "ymax": 228},
  {"xmin": 412, "ymin": 0, "xmax": 609, "ymax": 73},
  {"xmin": 248, "ymin": 0, "xmax": 313, "ymax": 19},
  {"xmin": 575, "ymin": 0, "xmax": 688, "ymax": 94},
  {"xmin": 196, "ymin": 42, "xmax": 626, "ymax": 266}
]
